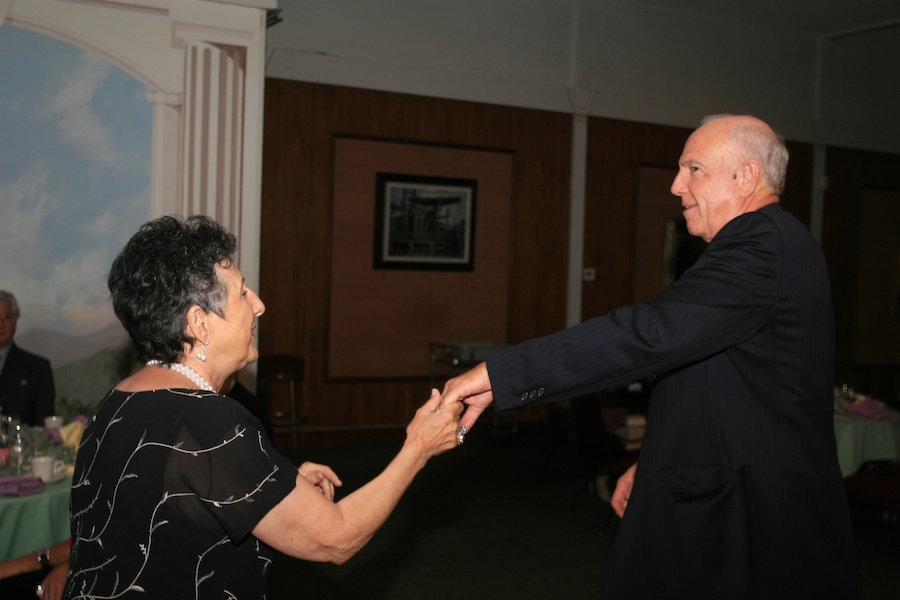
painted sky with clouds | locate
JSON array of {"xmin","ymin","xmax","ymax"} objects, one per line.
[{"xmin": 0, "ymin": 25, "xmax": 151, "ymax": 336}]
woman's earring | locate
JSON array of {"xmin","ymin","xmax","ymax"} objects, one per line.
[{"xmin": 198, "ymin": 342, "xmax": 208, "ymax": 362}]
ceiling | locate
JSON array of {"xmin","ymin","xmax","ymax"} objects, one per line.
[{"xmin": 638, "ymin": 0, "xmax": 900, "ymax": 38}]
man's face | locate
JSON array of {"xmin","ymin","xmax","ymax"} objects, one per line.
[
  {"xmin": 0, "ymin": 300, "xmax": 17, "ymax": 348},
  {"xmin": 670, "ymin": 121, "xmax": 743, "ymax": 243}
]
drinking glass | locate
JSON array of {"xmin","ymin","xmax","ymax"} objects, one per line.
[{"xmin": 9, "ymin": 425, "xmax": 25, "ymax": 475}]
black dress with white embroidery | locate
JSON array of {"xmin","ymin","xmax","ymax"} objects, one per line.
[{"xmin": 64, "ymin": 388, "xmax": 298, "ymax": 599}]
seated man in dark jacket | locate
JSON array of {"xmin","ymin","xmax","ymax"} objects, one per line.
[{"xmin": 0, "ymin": 290, "xmax": 55, "ymax": 426}]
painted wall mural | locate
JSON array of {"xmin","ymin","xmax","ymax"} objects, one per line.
[{"xmin": 0, "ymin": 26, "xmax": 151, "ymax": 417}]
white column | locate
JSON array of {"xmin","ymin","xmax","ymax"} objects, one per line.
[
  {"xmin": 181, "ymin": 40, "xmax": 246, "ymax": 242},
  {"xmin": 567, "ymin": 113, "xmax": 589, "ymax": 328},
  {"xmin": 172, "ymin": 14, "xmax": 267, "ymax": 330}
]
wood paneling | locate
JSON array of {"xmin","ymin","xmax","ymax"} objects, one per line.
[
  {"xmin": 328, "ymin": 139, "xmax": 512, "ymax": 379},
  {"xmin": 582, "ymin": 118, "xmax": 692, "ymax": 319},
  {"xmin": 851, "ymin": 190, "xmax": 900, "ymax": 363},
  {"xmin": 823, "ymin": 147, "xmax": 900, "ymax": 405},
  {"xmin": 582, "ymin": 117, "xmax": 817, "ymax": 320},
  {"xmin": 260, "ymin": 80, "xmax": 571, "ymax": 429},
  {"xmin": 260, "ymin": 83, "xmax": 898, "ymax": 432},
  {"xmin": 582, "ymin": 116, "xmax": 899, "ymax": 405}
]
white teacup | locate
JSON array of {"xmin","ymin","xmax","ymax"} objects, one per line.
[{"xmin": 30, "ymin": 455, "xmax": 66, "ymax": 482}]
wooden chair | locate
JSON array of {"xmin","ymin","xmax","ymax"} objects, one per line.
[{"xmin": 258, "ymin": 355, "xmax": 305, "ymax": 449}]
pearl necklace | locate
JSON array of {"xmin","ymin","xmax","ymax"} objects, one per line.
[{"xmin": 146, "ymin": 360, "xmax": 215, "ymax": 392}]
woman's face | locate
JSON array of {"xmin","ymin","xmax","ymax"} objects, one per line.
[{"xmin": 206, "ymin": 263, "xmax": 265, "ymax": 372}]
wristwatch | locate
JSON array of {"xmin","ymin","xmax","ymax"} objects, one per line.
[{"xmin": 37, "ymin": 548, "xmax": 50, "ymax": 567}]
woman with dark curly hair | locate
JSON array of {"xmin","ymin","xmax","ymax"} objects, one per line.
[{"xmin": 64, "ymin": 215, "xmax": 462, "ymax": 600}]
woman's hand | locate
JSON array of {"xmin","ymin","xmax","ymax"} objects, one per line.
[
  {"xmin": 404, "ymin": 389, "xmax": 464, "ymax": 461},
  {"xmin": 299, "ymin": 461, "xmax": 342, "ymax": 501}
]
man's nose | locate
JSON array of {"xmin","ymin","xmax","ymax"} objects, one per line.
[{"xmin": 670, "ymin": 173, "xmax": 684, "ymax": 196}]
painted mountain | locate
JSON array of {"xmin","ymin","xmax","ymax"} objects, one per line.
[{"xmin": 17, "ymin": 324, "xmax": 137, "ymax": 419}]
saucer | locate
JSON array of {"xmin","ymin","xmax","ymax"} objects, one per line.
[{"xmin": 42, "ymin": 472, "xmax": 68, "ymax": 484}]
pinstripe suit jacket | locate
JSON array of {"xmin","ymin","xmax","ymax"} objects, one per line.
[{"xmin": 487, "ymin": 204, "xmax": 862, "ymax": 598}]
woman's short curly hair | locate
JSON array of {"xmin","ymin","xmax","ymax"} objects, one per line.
[{"xmin": 108, "ymin": 215, "xmax": 238, "ymax": 364}]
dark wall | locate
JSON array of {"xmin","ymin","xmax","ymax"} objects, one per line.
[
  {"xmin": 260, "ymin": 80, "xmax": 571, "ymax": 429},
  {"xmin": 581, "ymin": 117, "xmax": 814, "ymax": 317},
  {"xmin": 260, "ymin": 80, "xmax": 899, "ymax": 431},
  {"xmin": 824, "ymin": 147, "xmax": 900, "ymax": 405}
]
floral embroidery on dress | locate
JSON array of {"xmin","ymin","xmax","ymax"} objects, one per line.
[{"xmin": 65, "ymin": 388, "xmax": 297, "ymax": 599}]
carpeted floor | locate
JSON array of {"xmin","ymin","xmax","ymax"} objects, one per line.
[{"xmin": 268, "ymin": 422, "xmax": 900, "ymax": 599}]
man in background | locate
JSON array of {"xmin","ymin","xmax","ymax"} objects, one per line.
[{"xmin": 0, "ymin": 290, "xmax": 56, "ymax": 426}]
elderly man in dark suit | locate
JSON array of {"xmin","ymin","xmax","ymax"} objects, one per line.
[
  {"xmin": 0, "ymin": 291, "xmax": 56, "ymax": 426},
  {"xmin": 440, "ymin": 115, "xmax": 861, "ymax": 599}
]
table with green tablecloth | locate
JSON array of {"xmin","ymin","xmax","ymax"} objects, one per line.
[
  {"xmin": 0, "ymin": 475, "xmax": 71, "ymax": 561},
  {"xmin": 833, "ymin": 415, "xmax": 900, "ymax": 477}
]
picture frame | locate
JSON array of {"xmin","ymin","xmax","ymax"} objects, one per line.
[{"xmin": 373, "ymin": 172, "xmax": 477, "ymax": 271}]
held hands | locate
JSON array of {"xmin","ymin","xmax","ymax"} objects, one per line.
[
  {"xmin": 299, "ymin": 462, "xmax": 343, "ymax": 501},
  {"xmin": 439, "ymin": 362, "xmax": 494, "ymax": 431},
  {"xmin": 296, "ymin": 390, "xmax": 462, "ymax": 505}
]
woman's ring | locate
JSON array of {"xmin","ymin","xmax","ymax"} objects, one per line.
[
  {"xmin": 456, "ymin": 424, "xmax": 467, "ymax": 445},
  {"xmin": 36, "ymin": 584, "xmax": 45, "ymax": 597}
]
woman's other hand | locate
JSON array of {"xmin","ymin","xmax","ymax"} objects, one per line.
[
  {"xmin": 254, "ymin": 389, "xmax": 463, "ymax": 564},
  {"xmin": 299, "ymin": 462, "xmax": 342, "ymax": 501}
]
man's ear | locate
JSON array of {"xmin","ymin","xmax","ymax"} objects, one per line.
[{"xmin": 739, "ymin": 159, "xmax": 763, "ymax": 195}]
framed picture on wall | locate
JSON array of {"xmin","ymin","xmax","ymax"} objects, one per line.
[{"xmin": 373, "ymin": 172, "xmax": 477, "ymax": 270}]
